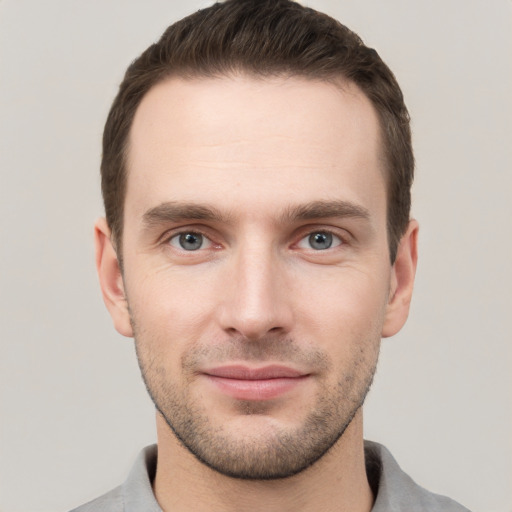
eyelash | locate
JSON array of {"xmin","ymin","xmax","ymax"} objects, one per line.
[
  {"xmin": 162, "ymin": 227, "xmax": 217, "ymax": 251},
  {"xmin": 163, "ymin": 226, "xmax": 348, "ymax": 253},
  {"xmin": 296, "ymin": 230, "xmax": 344, "ymax": 251}
]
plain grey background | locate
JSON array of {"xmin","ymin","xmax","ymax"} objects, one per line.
[{"xmin": 0, "ymin": 1, "xmax": 511, "ymax": 511}]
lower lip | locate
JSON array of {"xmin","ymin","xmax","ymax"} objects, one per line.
[{"xmin": 205, "ymin": 375, "xmax": 308, "ymax": 401}]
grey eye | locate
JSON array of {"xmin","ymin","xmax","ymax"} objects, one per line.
[
  {"xmin": 308, "ymin": 232, "xmax": 333, "ymax": 250},
  {"xmin": 169, "ymin": 232, "xmax": 206, "ymax": 251},
  {"xmin": 181, "ymin": 233, "xmax": 203, "ymax": 250},
  {"xmin": 296, "ymin": 231, "xmax": 343, "ymax": 251}
]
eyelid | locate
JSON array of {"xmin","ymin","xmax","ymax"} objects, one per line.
[
  {"xmin": 157, "ymin": 223, "xmax": 351, "ymax": 251},
  {"xmin": 295, "ymin": 231, "xmax": 343, "ymax": 250},
  {"xmin": 160, "ymin": 225, "xmax": 219, "ymax": 248},
  {"xmin": 293, "ymin": 225, "xmax": 351, "ymax": 247},
  {"xmin": 168, "ymin": 232, "xmax": 213, "ymax": 250}
]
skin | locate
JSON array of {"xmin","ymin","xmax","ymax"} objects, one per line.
[{"xmin": 96, "ymin": 75, "xmax": 418, "ymax": 512}]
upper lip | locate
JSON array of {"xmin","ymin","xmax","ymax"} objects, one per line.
[{"xmin": 203, "ymin": 365, "xmax": 306, "ymax": 380}]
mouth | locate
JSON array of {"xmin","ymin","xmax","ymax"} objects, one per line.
[{"xmin": 202, "ymin": 365, "xmax": 310, "ymax": 401}]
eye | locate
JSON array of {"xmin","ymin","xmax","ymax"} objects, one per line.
[
  {"xmin": 169, "ymin": 232, "xmax": 212, "ymax": 251},
  {"xmin": 297, "ymin": 231, "xmax": 343, "ymax": 251}
]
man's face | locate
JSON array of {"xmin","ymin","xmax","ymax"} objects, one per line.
[{"xmin": 103, "ymin": 75, "xmax": 412, "ymax": 479}]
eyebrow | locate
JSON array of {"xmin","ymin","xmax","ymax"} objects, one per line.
[
  {"xmin": 141, "ymin": 199, "xmax": 370, "ymax": 229},
  {"xmin": 142, "ymin": 201, "xmax": 232, "ymax": 228},
  {"xmin": 280, "ymin": 200, "xmax": 371, "ymax": 223}
]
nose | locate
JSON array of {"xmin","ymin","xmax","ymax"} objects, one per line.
[{"xmin": 217, "ymin": 241, "xmax": 294, "ymax": 340}]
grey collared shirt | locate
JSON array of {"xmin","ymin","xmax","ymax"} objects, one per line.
[{"xmin": 70, "ymin": 441, "xmax": 471, "ymax": 511}]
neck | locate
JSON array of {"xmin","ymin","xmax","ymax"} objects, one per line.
[{"xmin": 153, "ymin": 410, "xmax": 373, "ymax": 512}]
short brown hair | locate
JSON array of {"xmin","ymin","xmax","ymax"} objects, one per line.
[{"xmin": 102, "ymin": 0, "xmax": 413, "ymax": 262}]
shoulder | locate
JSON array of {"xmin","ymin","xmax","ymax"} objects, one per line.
[
  {"xmin": 365, "ymin": 440, "xmax": 471, "ymax": 512},
  {"xmin": 69, "ymin": 485, "xmax": 124, "ymax": 512}
]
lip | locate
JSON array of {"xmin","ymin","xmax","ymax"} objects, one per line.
[{"xmin": 202, "ymin": 365, "xmax": 309, "ymax": 401}]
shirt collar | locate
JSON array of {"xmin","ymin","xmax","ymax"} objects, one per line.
[
  {"xmin": 122, "ymin": 445, "xmax": 161, "ymax": 512},
  {"xmin": 121, "ymin": 441, "xmax": 468, "ymax": 512}
]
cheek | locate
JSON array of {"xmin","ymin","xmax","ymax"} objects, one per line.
[
  {"xmin": 127, "ymin": 264, "xmax": 223, "ymax": 361},
  {"xmin": 296, "ymin": 262, "xmax": 390, "ymax": 322},
  {"xmin": 127, "ymin": 257, "xmax": 211, "ymax": 311},
  {"xmin": 293, "ymin": 264, "xmax": 389, "ymax": 358}
]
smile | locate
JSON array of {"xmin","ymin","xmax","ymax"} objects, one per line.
[{"xmin": 202, "ymin": 365, "xmax": 310, "ymax": 401}]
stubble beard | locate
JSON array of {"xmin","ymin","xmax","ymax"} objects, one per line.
[{"xmin": 133, "ymin": 327, "xmax": 380, "ymax": 481}]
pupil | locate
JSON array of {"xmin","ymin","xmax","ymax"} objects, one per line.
[
  {"xmin": 310, "ymin": 232, "xmax": 332, "ymax": 250},
  {"xmin": 179, "ymin": 233, "xmax": 202, "ymax": 250}
]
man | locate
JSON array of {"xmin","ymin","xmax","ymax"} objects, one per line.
[{"xmin": 73, "ymin": 0, "xmax": 470, "ymax": 510}]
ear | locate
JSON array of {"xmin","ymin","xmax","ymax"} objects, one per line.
[
  {"xmin": 94, "ymin": 218, "xmax": 133, "ymax": 338},
  {"xmin": 382, "ymin": 219, "xmax": 419, "ymax": 338}
]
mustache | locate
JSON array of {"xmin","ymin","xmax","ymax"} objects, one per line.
[{"xmin": 180, "ymin": 335, "xmax": 331, "ymax": 372}]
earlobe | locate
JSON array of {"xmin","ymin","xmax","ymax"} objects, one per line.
[
  {"xmin": 381, "ymin": 220, "xmax": 419, "ymax": 338},
  {"xmin": 94, "ymin": 218, "xmax": 133, "ymax": 338}
]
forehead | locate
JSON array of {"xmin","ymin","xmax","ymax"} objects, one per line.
[{"xmin": 125, "ymin": 75, "xmax": 385, "ymax": 223}]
